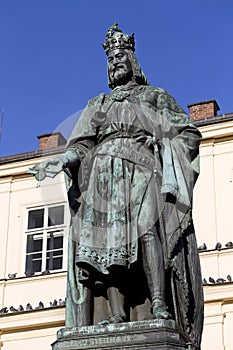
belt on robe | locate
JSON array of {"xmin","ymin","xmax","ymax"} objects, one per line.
[{"xmin": 93, "ymin": 145, "xmax": 161, "ymax": 174}]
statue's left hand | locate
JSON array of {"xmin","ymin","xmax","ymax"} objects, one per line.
[{"xmin": 28, "ymin": 157, "xmax": 64, "ymax": 182}]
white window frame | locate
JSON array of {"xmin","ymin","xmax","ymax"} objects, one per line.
[{"xmin": 24, "ymin": 202, "xmax": 68, "ymax": 274}]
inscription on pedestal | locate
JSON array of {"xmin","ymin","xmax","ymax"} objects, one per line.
[
  {"xmin": 66, "ymin": 333, "xmax": 145, "ymax": 348},
  {"xmin": 52, "ymin": 320, "xmax": 187, "ymax": 350}
]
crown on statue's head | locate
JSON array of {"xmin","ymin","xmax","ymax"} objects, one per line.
[{"xmin": 102, "ymin": 22, "xmax": 135, "ymax": 55}]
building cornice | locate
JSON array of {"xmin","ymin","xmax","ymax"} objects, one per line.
[
  {"xmin": 0, "ymin": 146, "xmax": 65, "ymax": 165},
  {"xmin": 198, "ymin": 119, "xmax": 233, "ymax": 141},
  {"xmin": 194, "ymin": 112, "xmax": 233, "ymax": 127},
  {"xmin": 0, "ymin": 147, "xmax": 64, "ymax": 178},
  {"xmin": 0, "ymin": 307, "xmax": 65, "ymax": 334},
  {"xmin": 204, "ymin": 282, "xmax": 233, "ymax": 303}
]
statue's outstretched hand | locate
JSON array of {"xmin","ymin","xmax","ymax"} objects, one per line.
[{"xmin": 28, "ymin": 157, "xmax": 64, "ymax": 184}]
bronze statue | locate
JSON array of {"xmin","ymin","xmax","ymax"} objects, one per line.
[{"xmin": 30, "ymin": 23, "xmax": 203, "ymax": 348}]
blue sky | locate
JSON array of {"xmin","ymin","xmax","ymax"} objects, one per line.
[{"xmin": 0, "ymin": 1, "xmax": 232, "ymax": 156}]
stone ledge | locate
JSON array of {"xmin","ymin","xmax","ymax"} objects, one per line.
[{"xmin": 52, "ymin": 319, "xmax": 187, "ymax": 350}]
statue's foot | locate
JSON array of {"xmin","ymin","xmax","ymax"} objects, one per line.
[
  {"xmin": 152, "ymin": 302, "xmax": 172, "ymax": 320},
  {"xmin": 99, "ymin": 314, "xmax": 125, "ymax": 325}
]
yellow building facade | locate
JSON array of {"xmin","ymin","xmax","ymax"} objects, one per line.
[
  {"xmin": 0, "ymin": 103, "xmax": 233, "ymax": 349},
  {"xmin": 193, "ymin": 110, "xmax": 233, "ymax": 350}
]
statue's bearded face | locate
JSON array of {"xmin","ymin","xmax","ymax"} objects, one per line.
[{"xmin": 108, "ymin": 49, "xmax": 133, "ymax": 87}]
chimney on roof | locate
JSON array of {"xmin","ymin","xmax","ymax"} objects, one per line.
[
  {"xmin": 187, "ymin": 100, "xmax": 220, "ymax": 121},
  {"xmin": 37, "ymin": 132, "xmax": 66, "ymax": 151}
]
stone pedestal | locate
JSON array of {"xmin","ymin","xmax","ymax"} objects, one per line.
[{"xmin": 51, "ymin": 319, "xmax": 189, "ymax": 350}]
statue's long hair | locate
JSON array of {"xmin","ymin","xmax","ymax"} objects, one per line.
[{"xmin": 108, "ymin": 49, "xmax": 149, "ymax": 89}]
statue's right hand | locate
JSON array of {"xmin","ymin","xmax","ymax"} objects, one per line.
[{"xmin": 28, "ymin": 157, "xmax": 64, "ymax": 182}]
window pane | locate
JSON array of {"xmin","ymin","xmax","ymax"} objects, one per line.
[
  {"xmin": 48, "ymin": 206, "xmax": 64, "ymax": 226},
  {"xmin": 26, "ymin": 252, "xmax": 42, "ymax": 273},
  {"xmin": 47, "ymin": 231, "xmax": 63, "ymax": 250},
  {"xmin": 46, "ymin": 231, "xmax": 63, "ymax": 271},
  {"xmin": 46, "ymin": 253, "xmax": 63, "ymax": 270},
  {"xmin": 26, "ymin": 233, "xmax": 43, "ymax": 253},
  {"xmin": 28, "ymin": 209, "xmax": 44, "ymax": 229},
  {"xmin": 47, "ymin": 249, "xmax": 63, "ymax": 256}
]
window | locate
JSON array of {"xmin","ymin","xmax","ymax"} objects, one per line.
[{"xmin": 25, "ymin": 204, "xmax": 67, "ymax": 274}]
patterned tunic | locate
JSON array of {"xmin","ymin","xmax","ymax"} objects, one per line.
[
  {"xmin": 66, "ymin": 82, "xmax": 203, "ymax": 347},
  {"xmin": 74, "ymin": 96, "xmax": 162, "ymax": 274}
]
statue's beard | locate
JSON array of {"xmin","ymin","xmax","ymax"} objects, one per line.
[{"xmin": 109, "ymin": 67, "xmax": 133, "ymax": 88}]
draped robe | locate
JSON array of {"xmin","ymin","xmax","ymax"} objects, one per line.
[{"xmin": 64, "ymin": 82, "xmax": 204, "ymax": 348}]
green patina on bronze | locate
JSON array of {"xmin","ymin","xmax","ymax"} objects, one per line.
[{"xmin": 29, "ymin": 23, "xmax": 204, "ymax": 350}]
